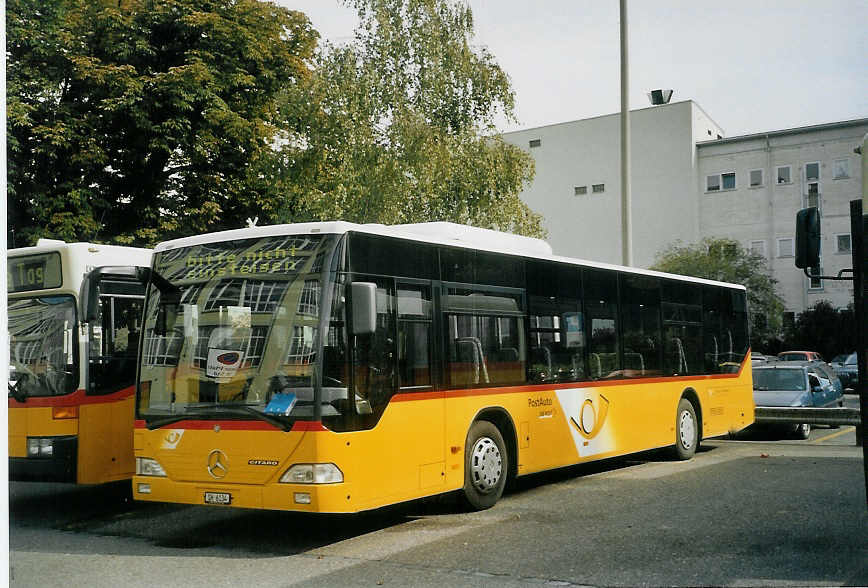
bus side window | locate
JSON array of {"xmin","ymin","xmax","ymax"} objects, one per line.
[
  {"xmin": 396, "ymin": 284, "xmax": 432, "ymax": 389},
  {"xmin": 620, "ymin": 275, "xmax": 662, "ymax": 377},
  {"xmin": 662, "ymin": 281, "xmax": 703, "ymax": 376},
  {"xmin": 527, "ymin": 261, "xmax": 584, "ymax": 383},
  {"xmin": 443, "ymin": 286, "xmax": 526, "ymax": 387},
  {"xmin": 584, "ymin": 269, "xmax": 620, "ymax": 379}
]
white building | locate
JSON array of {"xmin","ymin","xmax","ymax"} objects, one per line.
[
  {"xmin": 502, "ymin": 102, "xmax": 867, "ymax": 320},
  {"xmin": 696, "ymin": 120, "xmax": 866, "ymax": 320}
]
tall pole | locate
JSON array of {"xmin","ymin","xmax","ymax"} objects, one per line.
[
  {"xmin": 858, "ymin": 132, "xmax": 868, "ymax": 508},
  {"xmin": 620, "ymin": 0, "xmax": 633, "ymax": 267}
]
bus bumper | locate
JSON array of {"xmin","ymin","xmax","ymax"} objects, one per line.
[
  {"xmin": 133, "ymin": 476, "xmax": 356, "ymax": 513},
  {"xmin": 9, "ymin": 435, "xmax": 78, "ymax": 483}
]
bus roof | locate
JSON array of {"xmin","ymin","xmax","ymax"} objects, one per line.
[
  {"xmin": 8, "ymin": 239, "xmax": 152, "ymax": 261},
  {"xmin": 152, "ymin": 221, "xmax": 746, "ymax": 292}
]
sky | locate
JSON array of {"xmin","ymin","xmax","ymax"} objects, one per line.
[{"xmin": 282, "ymin": 0, "xmax": 868, "ymax": 138}]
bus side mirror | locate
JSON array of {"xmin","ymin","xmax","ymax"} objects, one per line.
[
  {"xmin": 81, "ymin": 273, "xmax": 103, "ymax": 323},
  {"xmin": 795, "ymin": 207, "xmax": 821, "ymax": 270},
  {"xmin": 351, "ymin": 282, "xmax": 377, "ymax": 335}
]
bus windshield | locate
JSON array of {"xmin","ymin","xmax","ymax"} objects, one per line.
[
  {"xmin": 137, "ymin": 234, "xmax": 338, "ymax": 427},
  {"xmin": 8, "ymin": 295, "xmax": 78, "ymax": 399}
]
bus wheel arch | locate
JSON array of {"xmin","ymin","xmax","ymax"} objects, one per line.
[
  {"xmin": 462, "ymin": 410, "xmax": 514, "ymax": 510},
  {"xmin": 673, "ymin": 389, "xmax": 702, "ymax": 461}
]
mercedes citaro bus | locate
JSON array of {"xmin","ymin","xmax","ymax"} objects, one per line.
[
  {"xmin": 132, "ymin": 222, "xmax": 753, "ymax": 512},
  {"xmin": 8, "ymin": 239, "xmax": 151, "ymax": 484}
]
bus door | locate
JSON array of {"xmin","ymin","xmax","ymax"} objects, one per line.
[
  {"xmin": 351, "ymin": 277, "xmax": 445, "ymax": 501},
  {"xmin": 79, "ymin": 268, "xmax": 147, "ymax": 483}
]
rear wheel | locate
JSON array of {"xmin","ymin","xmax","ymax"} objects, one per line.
[
  {"xmin": 673, "ymin": 398, "xmax": 699, "ymax": 460},
  {"xmin": 793, "ymin": 423, "xmax": 811, "ymax": 439},
  {"xmin": 462, "ymin": 421, "xmax": 508, "ymax": 510}
]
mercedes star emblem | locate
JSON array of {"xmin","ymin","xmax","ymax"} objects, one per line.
[{"xmin": 207, "ymin": 449, "xmax": 229, "ymax": 479}]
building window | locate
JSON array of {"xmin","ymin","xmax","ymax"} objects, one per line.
[
  {"xmin": 706, "ymin": 172, "xmax": 735, "ymax": 192},
  {"xmin": 749, "ymin": 169, "xmax": 763, "ymax": 187},
  {"xmin": 805, "ymin": 181, "xmax": 820, "ymax": 209},
  {"xmin": 776, "ymin": 165, "xmax": 791, "ymax": 184},
  {"xmin": 706, "ymin": 175, "xmax": 720, "ymax": 192},
  {"xmin": 833, "ymin": 158, "xmax": 850, "ymax": 179},
  {"xmin": 805, "ymin": 162, "xmax": 820, "ymax": 181},
  {"xmin": 777, "ymin": 237, "xmax": 794, "ymax": 258},
  {"xmin": 592, "ymin": 183, "xmax": 605, "ymax": 193},
  {"xmin": 574, "ymin": 186, "xmax": 587, "ymax": 196},
  {"xmin": 749, "ymin": 240, "xmax": 766, "ymax": 258},
  {"xmin": 529, "ymin": 139, "xmax": 541, "ymax": 148},
  {"xmin": 782, "ymin": 311, "xmax": 795, "ymax": 331},
  {"xmin": 836, "ymin": 234, "xmax": 852, "ymax": 254},
  {"xmin": 807, "ymin": 267, "xmax": 823, "ymax": 291}
]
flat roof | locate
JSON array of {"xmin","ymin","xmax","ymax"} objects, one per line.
[
  {"xmin": 698, "ymin": 117, "xmax": 868, "ymax": 147},
  {"xmin": 501, "ymin": 100, "xmax": 720, "ymax": 136}
]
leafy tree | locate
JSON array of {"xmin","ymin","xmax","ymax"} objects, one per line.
[
  {"xmin": 785, "ymin": 301, "xmax": 856, "ymax": 360},
  {"xmin": 7, "ymin": 0, "xmax": 318, "ymax": 246},
  {"xmin": 272, "ymin": 0, "xmax": 544, "ymax": 237},
  {"xmin": 651, "ymin": 238, "xmax": 785, "ymax": 347}
]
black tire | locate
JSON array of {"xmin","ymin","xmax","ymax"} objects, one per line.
[
  {"xmin": 462, "ymin": 421, "xmax": 508, "ymax": 510},
  {"xmin": 673, "ymin": 398, "xmax": 699, "ymax": 460},
  {"xmin": 793, "ymin": 423, "xmax": 811, "ymax": 440}
]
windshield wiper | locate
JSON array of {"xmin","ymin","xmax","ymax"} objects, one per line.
[{"xmin": 143, "ymin": 404, "xmax": 293, "ymax": 432}]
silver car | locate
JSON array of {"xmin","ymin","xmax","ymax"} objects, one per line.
[{"xmin": 752, "ymin": 361, "xmax": 844, "ymax": 439}]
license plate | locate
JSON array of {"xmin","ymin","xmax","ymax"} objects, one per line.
[{"xmin": 204, "ymin": 492, "xmax": 231, "ymax": 505}]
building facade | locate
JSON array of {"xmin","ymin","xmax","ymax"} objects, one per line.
[
  {"xmin": 697, "ymin": 120, "xmax": 866, "ymax": 318},
  {"xmin": 503, "ymin": 104, "xmax": 867, "ymax": 320}
]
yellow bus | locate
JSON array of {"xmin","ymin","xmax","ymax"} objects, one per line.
[
  {"xmin": 8, "ymin": 239, "xmax": 152, "ymax": 484},
  {"xmin": 132, "ymin": 222, "xmax": 753, "ymax": 512}
]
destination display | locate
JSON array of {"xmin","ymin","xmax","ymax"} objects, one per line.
[{"xmin": 7, "ymin": 253, "xmax": 62, "ymax": 293}]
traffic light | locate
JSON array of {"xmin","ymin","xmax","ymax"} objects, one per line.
[{"xmin": 795, "ymin": 207, "xmax": 821, "ymax": 270}]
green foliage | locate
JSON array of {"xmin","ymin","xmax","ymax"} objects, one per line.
[
  {"xmin": 651, "ymin": 238, "xmax": 785, "ymax": 347},
  {"xmin": 8, "ymin": 0, "xmax": 542, "ymax": 246},
  {"xmin": 783, "ymin": 301, "xmax": 856, "ymax": 360},
  {"xmin": 8, "ymin": 0, "xmax": 318, "ymax": 246},
  {"xmin": 271, "ymin": 0, "xmax": 544, "ymax": 237}
]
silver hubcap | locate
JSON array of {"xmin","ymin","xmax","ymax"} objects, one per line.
[
  {"xmin": 679, "ymin": 409, "xmax": 696, "ymax": 449},
  {"xmin": 470, "ymin": 436, "xmax": 502, "ymax": 493}
]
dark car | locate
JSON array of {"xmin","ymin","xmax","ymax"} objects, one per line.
[
  {"xmin": 831, "ymin": 352, "xmax": 858, "ymax": 389},
  {"xmin": 752, "ymin": 361, "xmax": 844, "ymax": 439}
]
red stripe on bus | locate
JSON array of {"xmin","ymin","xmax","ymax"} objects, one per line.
[
  {"xmin": 391, "ymin": 390, "xmax": 446, "ymax": 402},
  {"xmin": 8, "ymin": 385, "xmax": 136, "ymax": 408}
]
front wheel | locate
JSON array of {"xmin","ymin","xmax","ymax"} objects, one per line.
[
  {"xmin": 793, "ymin": 423, "xmax": 811, "ymax": 439},
  {"xmin": 462, "ymin": 421, "xmax": 508, "ymax": 510},
  {"xmin": 673, "ymin": 398, "xmax": 699, "ymax": 460}
]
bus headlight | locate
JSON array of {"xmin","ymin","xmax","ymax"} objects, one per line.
[
  {"xmin": 136, "ymin": 457, "xmax": 167, "ymax": 477},
  {"xmin": 280, "ymin": 463, "xmax": 343, "ymax": 484},
  {"xmin": 27, "ymin": 437, "xmax": 54, "ymax": 458}
]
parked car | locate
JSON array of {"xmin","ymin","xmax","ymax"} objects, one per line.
[
  {"xmin": 751, "ymin": 353, "xmax": 770, "ymax": 365},
  {"xmin": 777, "ymin": 350, "xmax": 824, "ymax": 362},
  {"xmin": 810, "ymin": 360, "xmax": 845, "ymax": 396},
  {"xmin": 752, "ymin": 361, "xmax": 844, "ymax": 439},
  {"xmin": 831, "ymin": 352, "xmax": 858, "ymax": 389}
]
